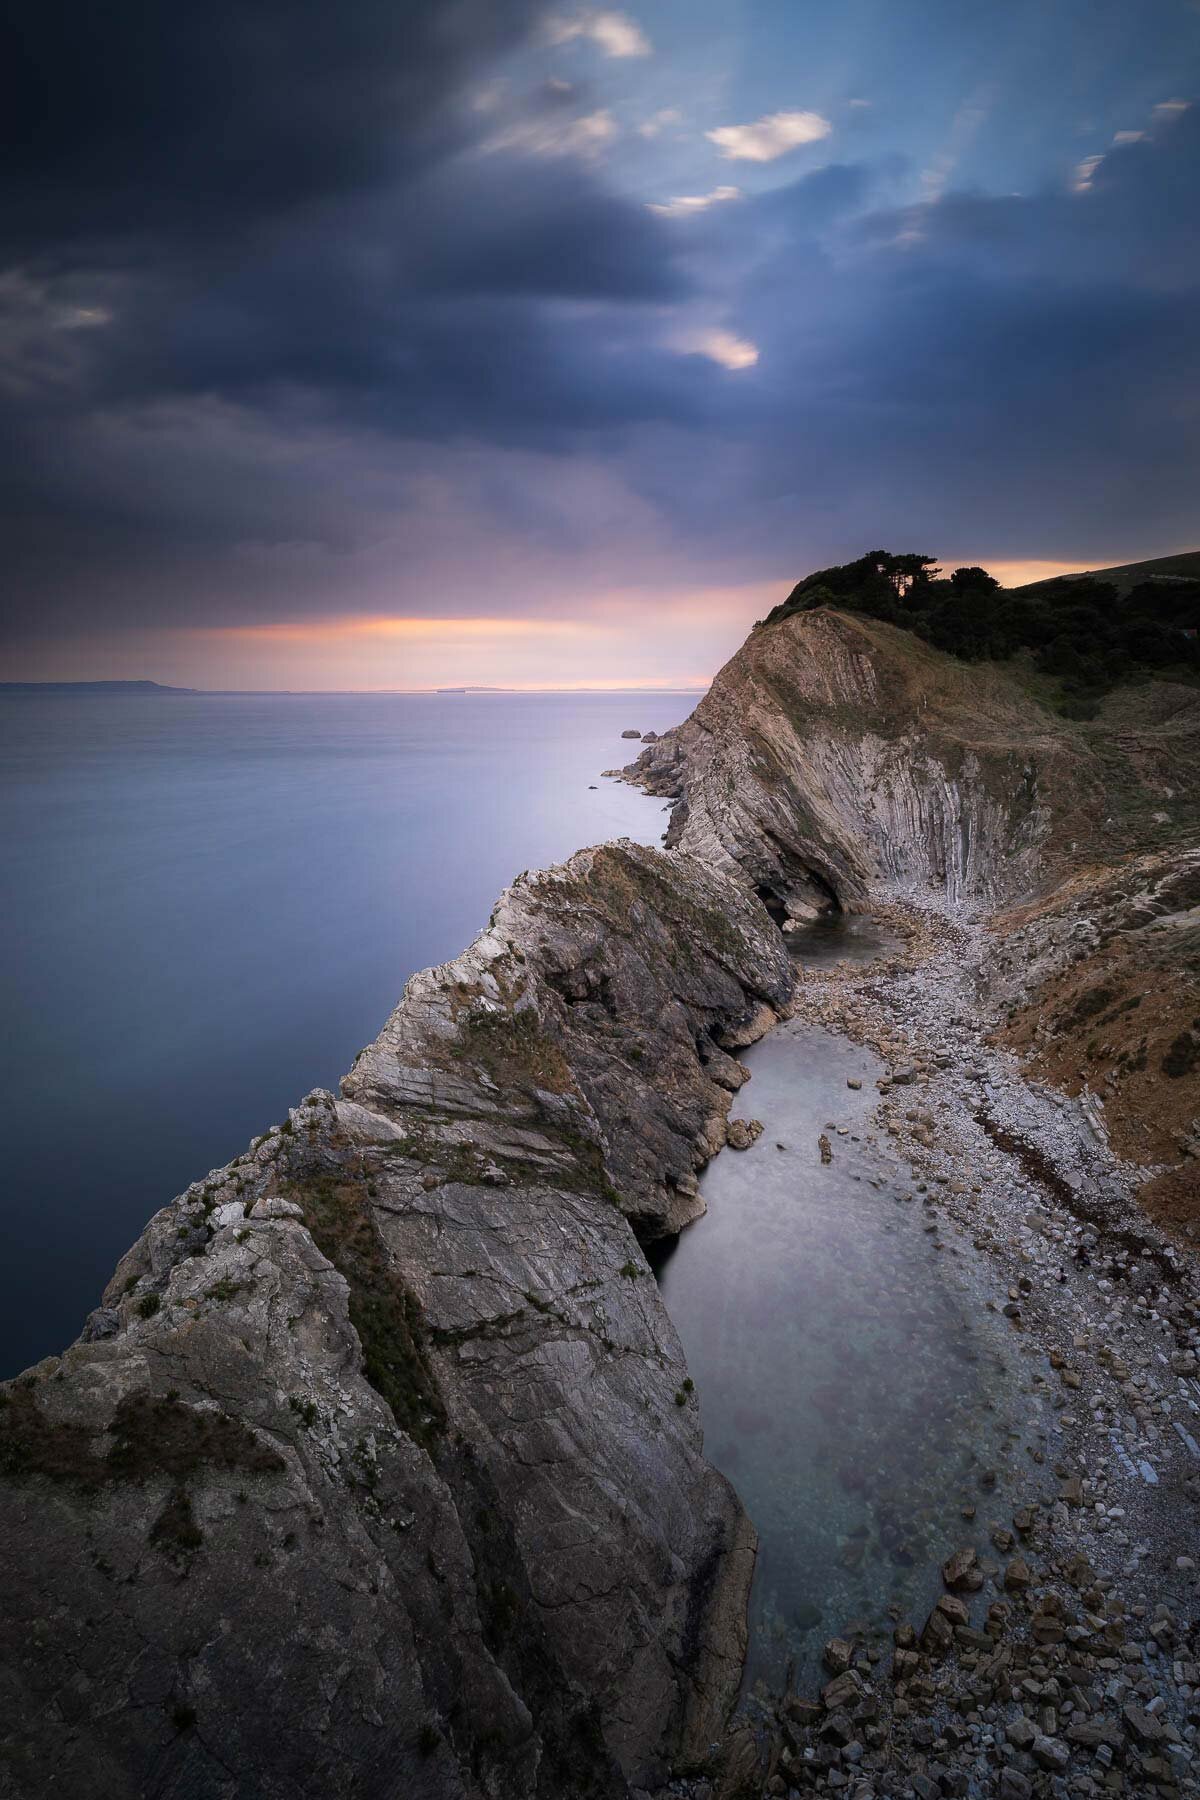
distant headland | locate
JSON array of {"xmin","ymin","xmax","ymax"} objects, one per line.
[{"xmin": 0, "ymin": 680, "xmax": 197, "ymax": 694}]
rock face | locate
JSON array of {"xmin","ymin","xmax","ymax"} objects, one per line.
[
  {"xmin": 626, "ymin": 608, "xmax": 1093, "ymax": 912},
  {"xmin": 0, "ymin": 841, "xmax": 791, "ymax": 1800},
  {"xmin": 625, "ymin": 603, "xmax": 1200, "ymax": 1223},
  {"xmin": 985, "ymin": 845, "xmax": 1200, "ymax": 1229}
]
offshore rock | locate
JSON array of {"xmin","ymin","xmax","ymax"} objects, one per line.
[{"xmin": 0, "ymin": 840, "xmax": 791, "ymax": 1800}]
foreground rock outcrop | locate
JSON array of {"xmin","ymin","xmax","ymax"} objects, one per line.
[{"xmin": 0, "ymin": 843, "xmax": 791, "ymax": 1800}]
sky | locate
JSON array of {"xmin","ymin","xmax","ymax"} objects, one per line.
[{"xmin": 1, "ymin": 0, "xmax": 1197, "ymax": 690}]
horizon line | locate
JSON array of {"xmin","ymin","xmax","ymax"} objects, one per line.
[{"xmin": 1, "ymin": 681, "xmax": 713, "ymax": 696}]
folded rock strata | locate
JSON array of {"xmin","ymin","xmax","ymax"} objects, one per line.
[
  {"xmin": 625, "ymin": 608, "xmax": 1099, "ymax": 911},
  {"xmin": 625, "ymin": 602, "xmax": 1200, "ymax": 1219}
]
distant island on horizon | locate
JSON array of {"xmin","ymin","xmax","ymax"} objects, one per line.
[{"xmin": 0, "ymin": 680, "xmax": 199, "ymax": 694}]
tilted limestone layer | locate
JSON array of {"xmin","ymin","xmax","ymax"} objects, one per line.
[
  {"xmin": 625, "ymin": 608, "xmax": 1095, "ymax": 912},
  {"xmin": 0, "ymin": 842, "xmax": 792, "ymax": 1800}
]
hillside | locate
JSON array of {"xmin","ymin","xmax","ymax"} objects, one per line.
[
  {"xmin": 761, "ymin": 548, "xmax": 1200, "ymax": 720},
  {"xmin": 0, "ymin": 680, "xmax": 197, "ymax": 694},
  {"xmin": 1016, "ymin": 549, "xmax": 1200, "ymax": 596},
  {"xmin": 627, "ymin": 606, "xmax": 1098, "ymax": 908}
]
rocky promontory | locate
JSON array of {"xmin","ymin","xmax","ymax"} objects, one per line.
[
  {"xmin": 0, "ymin": 843, "xmax": 789, "ymax": 1798},
  {"xmin": 4, "ymin": 569, "xmax": 1199, "ymax": 1800}
]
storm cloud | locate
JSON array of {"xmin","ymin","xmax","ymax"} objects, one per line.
[{"xmin": 1, "ymin": 0, "xmax": 1197, "ymax": 671}]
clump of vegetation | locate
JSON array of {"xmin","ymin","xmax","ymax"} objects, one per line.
[
  {"xmin": 452, "ymin": 1004, "xmax": 572, "ymax": 1094},
  {"xmin": 764, "ymin": 550, "xmax": 1200, "ymax": 714},
  {"xmin": 288, "ymin": 1394, "xmax": 318, "ymax": 1428},
  {"xmin": 618, "ymin": 1261, "xmax": 641, "ymax": 1280},
  {"xmin": 1162, "ymin": 1023, "xmax": 1200, "ymax": 1078},
  {"xmin": 150, "ymin": 1487, "xmax": 204, "ymax": 1555},
  {"xmin": 136, "ymin": 1293, "xmax": 161, "ymax": 1319},
  {"xmin": 1058, "ymin": 983, "xmax": 1120, "ymax": 1031},
  {"xmin": 205, "ymin": 1276, "xmax": 247, "ymax": 1304},
  {"xmin": 0, "ymin": 1388, "xmax": 284, "ymax": 1488},
  {"xmin": 291, "ymin": 1172, "xmax": 446, "ymax": 1448}
]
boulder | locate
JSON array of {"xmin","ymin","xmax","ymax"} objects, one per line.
[
  {"xmin": 941, "ymin": 1545, "xmax": 979, "ymax": 1590},
  {"xmin": 726, "ymin": 1118, "xmax": 764, "ymax": 1151}
]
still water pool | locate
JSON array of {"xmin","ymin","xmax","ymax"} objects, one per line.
[
  {"xmin": 653, "ymin": 984, "xmax": 1055, "ymax": 1694},
  {"xmin": 785, "ymin": 912, "xmax": 905, "ymax": 968}
]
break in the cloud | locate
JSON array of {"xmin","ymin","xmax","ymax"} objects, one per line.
[
  {"xmin": 674, "ymin": 327, "xmax": 761, "ymax": 371},
  {"xmin": 484, "ymin": 105, "xmax": 618, "ymax": 158},
  {"xmin": 544, "ymin": 9, "xmax": 651, "ymax": 58},
  {"xmin": 707, "ymin": 109, "xmax": 832, "ymax": 162},
  {"xmin": 648, "ymin": 185, "xmax": 742, "ymax": 217},
  {"xmin": 1, "ymin": 0, "xmax": 1198, "ymax": 686},
  {"xmin": 638, "ymin": 107, "xmax": 683, "ymax": 139}
]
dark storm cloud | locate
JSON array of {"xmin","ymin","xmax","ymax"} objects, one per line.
[
  {"xmin": 0, "ymin": 0, "xmax": 539, "ymax": 250},
  {"xmin": 0, "ymin": 0, "xmax": 1198, "ymax": 651},
  {"xmin": 610, "ymin": 112, "xmax": 1200, "ymax": 570},
  {"xmin": 719, "ymin": 112, "xmax": 1200, "ymax": 558},
  {"xmin": 0, "ymin": 0, "xmax": 704, "ymax": 633}
]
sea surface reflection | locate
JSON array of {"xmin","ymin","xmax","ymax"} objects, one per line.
[{"xmin": 0, "ymin": 689, "xmax": 688, "ymax": 1373}]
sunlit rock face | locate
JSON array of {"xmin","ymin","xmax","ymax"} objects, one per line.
[
  {"xmin": 626, "ymin": 608, "xmax": 1094, "ymax": 911},
  {"xmin": 0, "ymin": 841, "xmax": 790, "ymax": 1800}
]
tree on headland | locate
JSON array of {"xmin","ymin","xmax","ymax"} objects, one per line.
[
  {"xmin": 948, "ymin": 566, "xmax": 999, "ymax": 592},
  {"xmin": 762, "ymin": 549, "xmax": 1200, "ymax": 715}
]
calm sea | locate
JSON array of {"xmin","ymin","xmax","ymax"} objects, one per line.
[{"xmin": 0, "ymin": 690, "xmax": 691, "ymax": 1375}]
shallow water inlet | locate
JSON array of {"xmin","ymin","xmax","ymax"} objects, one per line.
[{"xmin": 653, "ymin": 959, "xmax": 1056, "ymax": 1694}]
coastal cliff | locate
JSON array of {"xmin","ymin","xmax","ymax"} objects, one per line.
[
  {"xmin": 624, "ymin": 609, "xmax": 1087, "ymax": 912},
  {"xmin": 625, "ymin": 600, "xmax": 1200, "ymax": 1209},
  {"xmin": 0, "ymin": 843, "xmax": 790, "ymax": 1799},
  {"xmin": 5, "ymin": 582, "xmax": 1200, "ymax": 1800}
]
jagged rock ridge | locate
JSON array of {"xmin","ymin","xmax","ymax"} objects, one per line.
[{"xmin": 0, "ymin": 842, "xmax": 791, "ymax": 1800}]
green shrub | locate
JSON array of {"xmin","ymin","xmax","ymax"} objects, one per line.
[{"xmin": 1162, "ymin": 1028, "xmax": 1200, "ymax": 1078}]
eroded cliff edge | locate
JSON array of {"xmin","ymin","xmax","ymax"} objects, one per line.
[
  {"xmin": 624, "ymin": 602, "xmax": 1200, "ymax": 1220},
  {"xmin": 0, "ymin": 843, "xmax": 791, "ymax": 1800},
  {"xmin": 6, "ymin": 595, "xmax": 1199, "ymax": 1800}
]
